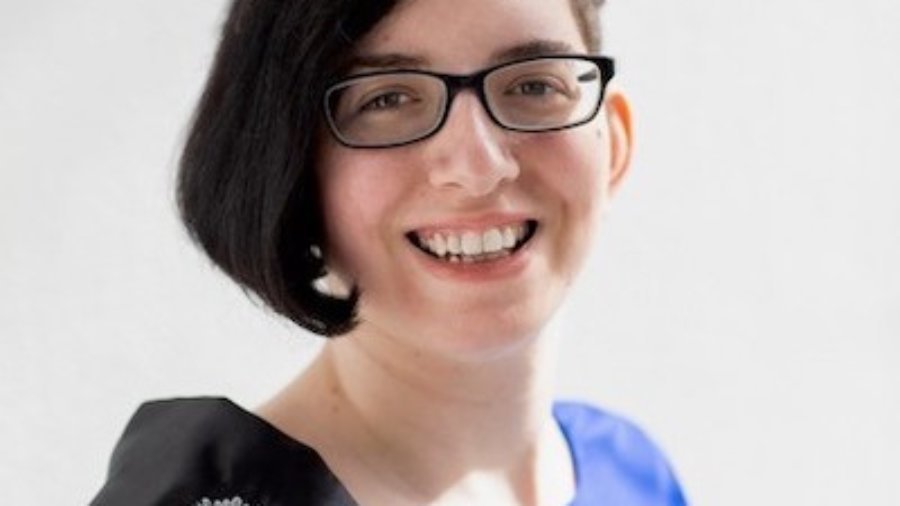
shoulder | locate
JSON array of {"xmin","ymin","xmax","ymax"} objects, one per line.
[
  {"xmin": 554, "ymin": 400, "xmax": 688, "ymax": 506},
  {"xmin": 91, "ymin": 397, "xmax": 355, "ymax": 506}
]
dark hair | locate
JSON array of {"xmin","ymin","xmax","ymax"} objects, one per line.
[
  {"xmin": 572, "ymin": 0, "xmax": 607, "ymax": 52},
  {"xmin": 177, "ymin": 0, "xmax": 606, "ymax": 337}
]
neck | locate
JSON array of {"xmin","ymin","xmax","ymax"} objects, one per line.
[
  {"xmin": 283, "ymin": 320, "xmax": 572, "ymax": 505},
  {"xmin": 331, "ymin": 323, "xmax": 560, "ymax": 461}
]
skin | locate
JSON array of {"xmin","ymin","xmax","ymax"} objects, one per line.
[{"xmin": 258, "ymin": 0, "xmax": 633, "ymax": 504}]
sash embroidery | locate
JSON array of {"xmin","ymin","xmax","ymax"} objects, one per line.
[{"xmin": 194, "ymin": 497, "xmax": 253, "ymax": 506}]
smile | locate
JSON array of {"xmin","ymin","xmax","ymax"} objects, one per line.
[{"xmin": 406, "ymin": 220, "xmax": 539, "ymax": 264}]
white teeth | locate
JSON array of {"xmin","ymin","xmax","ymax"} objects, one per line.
[
  {"xmin": 433, "ymin": 234, "xmax": 447, "ymax": 257},
  {"xmin": 502, "ymin": 227, "xmax": 516, "ymax": 248},
  {"xmin": 482, "ymin": 228, "xmax": 503, "ymax": 253},
  {"xmin": 447, "ymin": 234, "xmax": 461, "ymax": 255},
  {"xmin": 461, "ymin": 232, "xmax": 483, "ymax": 255},
  {"xmin": 414, "ymin": 221, "xmax": 533, "ymax": 261}
]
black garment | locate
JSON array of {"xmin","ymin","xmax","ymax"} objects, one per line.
[{"xmin": 91, "ymin": 398, "xmax": 355, "ymax": 506}]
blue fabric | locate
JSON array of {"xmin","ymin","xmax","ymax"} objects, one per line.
[{"xmin": 554, "ymin": 401, "xmax": 688, "ymax": 506}]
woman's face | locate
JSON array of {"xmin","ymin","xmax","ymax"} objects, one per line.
[{"xmin": 318, "ymin": 0, "xmax": 630, "ymax": 358}]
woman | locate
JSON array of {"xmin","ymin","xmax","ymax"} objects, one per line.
[{"xmin": 93, "ymin": 0, "xmax": 686, "ymax": 504}]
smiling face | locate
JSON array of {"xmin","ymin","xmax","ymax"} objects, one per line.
[{"xmin": 317, "ymin": 0, "xmax": 631, "ymax": 359}]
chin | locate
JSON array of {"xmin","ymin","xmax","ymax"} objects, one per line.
[
  {"xmin": 413, "ymin": 297, "xmax": 561, "ymax": 362},
  {"xmin": 354, "ymin": 264, "xmax": 571, "ymax": 361}
]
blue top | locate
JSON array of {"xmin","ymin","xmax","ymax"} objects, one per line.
[
  {"xmin": 93, "ymin": 397, "xmax": 687, "ymax": 505},
  {"xmin": 554, "ymin": 401, "xmax": 687, "ymax": 505}
]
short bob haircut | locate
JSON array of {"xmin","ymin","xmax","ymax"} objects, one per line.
[{"xmin": 178, "ymin": 0, "xmax": 607, "ymax": 337}]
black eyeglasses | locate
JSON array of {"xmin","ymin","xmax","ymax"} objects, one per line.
[{"xmin": 323, "ymin": 55, "xmax": 615, "ymax": 149}]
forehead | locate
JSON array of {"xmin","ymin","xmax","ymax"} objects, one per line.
[{"xmin": 353, "ymin": 0, "xmax": 586, "ymax": 72}]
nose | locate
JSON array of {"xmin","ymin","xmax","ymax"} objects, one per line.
[{"xmin": 424, "ymin": 92, "xmax": 520, "ymax": 197}]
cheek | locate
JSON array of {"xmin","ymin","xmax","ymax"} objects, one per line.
[
  {"xmin": 318, "ymin": 153, "xmax": 401, "ymax": 274},
  {"xmin": 524, "ymin": 127, "xmax": 608, "ymax": 218},
  {"xmin": 518, "ymin": 127, "xmax": 609, "ymax": 276},
  {"xmin": 567, "ymin": 131, "xmax": 611, "ymax": 246}
]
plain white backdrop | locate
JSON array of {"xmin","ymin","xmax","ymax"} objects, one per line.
[{"xmin": 1, "ymin": 0, "xmax": 898, "ymax": 504}]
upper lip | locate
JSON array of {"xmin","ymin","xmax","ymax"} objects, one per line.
[{"xmin": 406, "ymin": 212, "xmax": 536, "ymax": 236}]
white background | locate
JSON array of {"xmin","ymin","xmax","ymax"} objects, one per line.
[{"xmin": 2, "ymin": 0, "xmax": 898, "ymax": 504}]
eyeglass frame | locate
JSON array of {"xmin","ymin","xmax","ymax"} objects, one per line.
[{"xmin": 322, "ymin": 54, "xmax": 616, "ymax": 149}]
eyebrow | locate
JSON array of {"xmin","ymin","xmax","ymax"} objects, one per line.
[
  {"xmin": 348, "ymin": 53, "xmax": 427, "ymax": 70},
  {"xmin": 489, "ymin": 39, "xmax": 577, "ymax": 63},
  {"xmin": 348, "ymin": 39, "xmax": 578, "ymax": 71}
]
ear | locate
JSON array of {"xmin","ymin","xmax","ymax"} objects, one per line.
[{"xmin": 604, "ymin": 89, "xmax": 634, "ymax": 198}]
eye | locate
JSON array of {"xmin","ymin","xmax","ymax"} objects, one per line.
[
  {"xmin": 509, "ymin": 80, "xmax": 559, "ymax": 96},
  {"xmin": 504, "ymin": 73, "xmax": 574, "ymax": 99},
  {"xmin": 359, "ymin": 90, "xmax": 416, "ymax": 112}
]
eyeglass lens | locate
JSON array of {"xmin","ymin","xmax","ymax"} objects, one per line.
[{"xmin": 326, "ymin": 57, "xmax": 604, "ymax": 147}]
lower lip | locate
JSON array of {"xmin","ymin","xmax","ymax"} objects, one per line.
[{"xmin": 409, "ymin": 235, "xmax": 536, "ymax": 283}]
